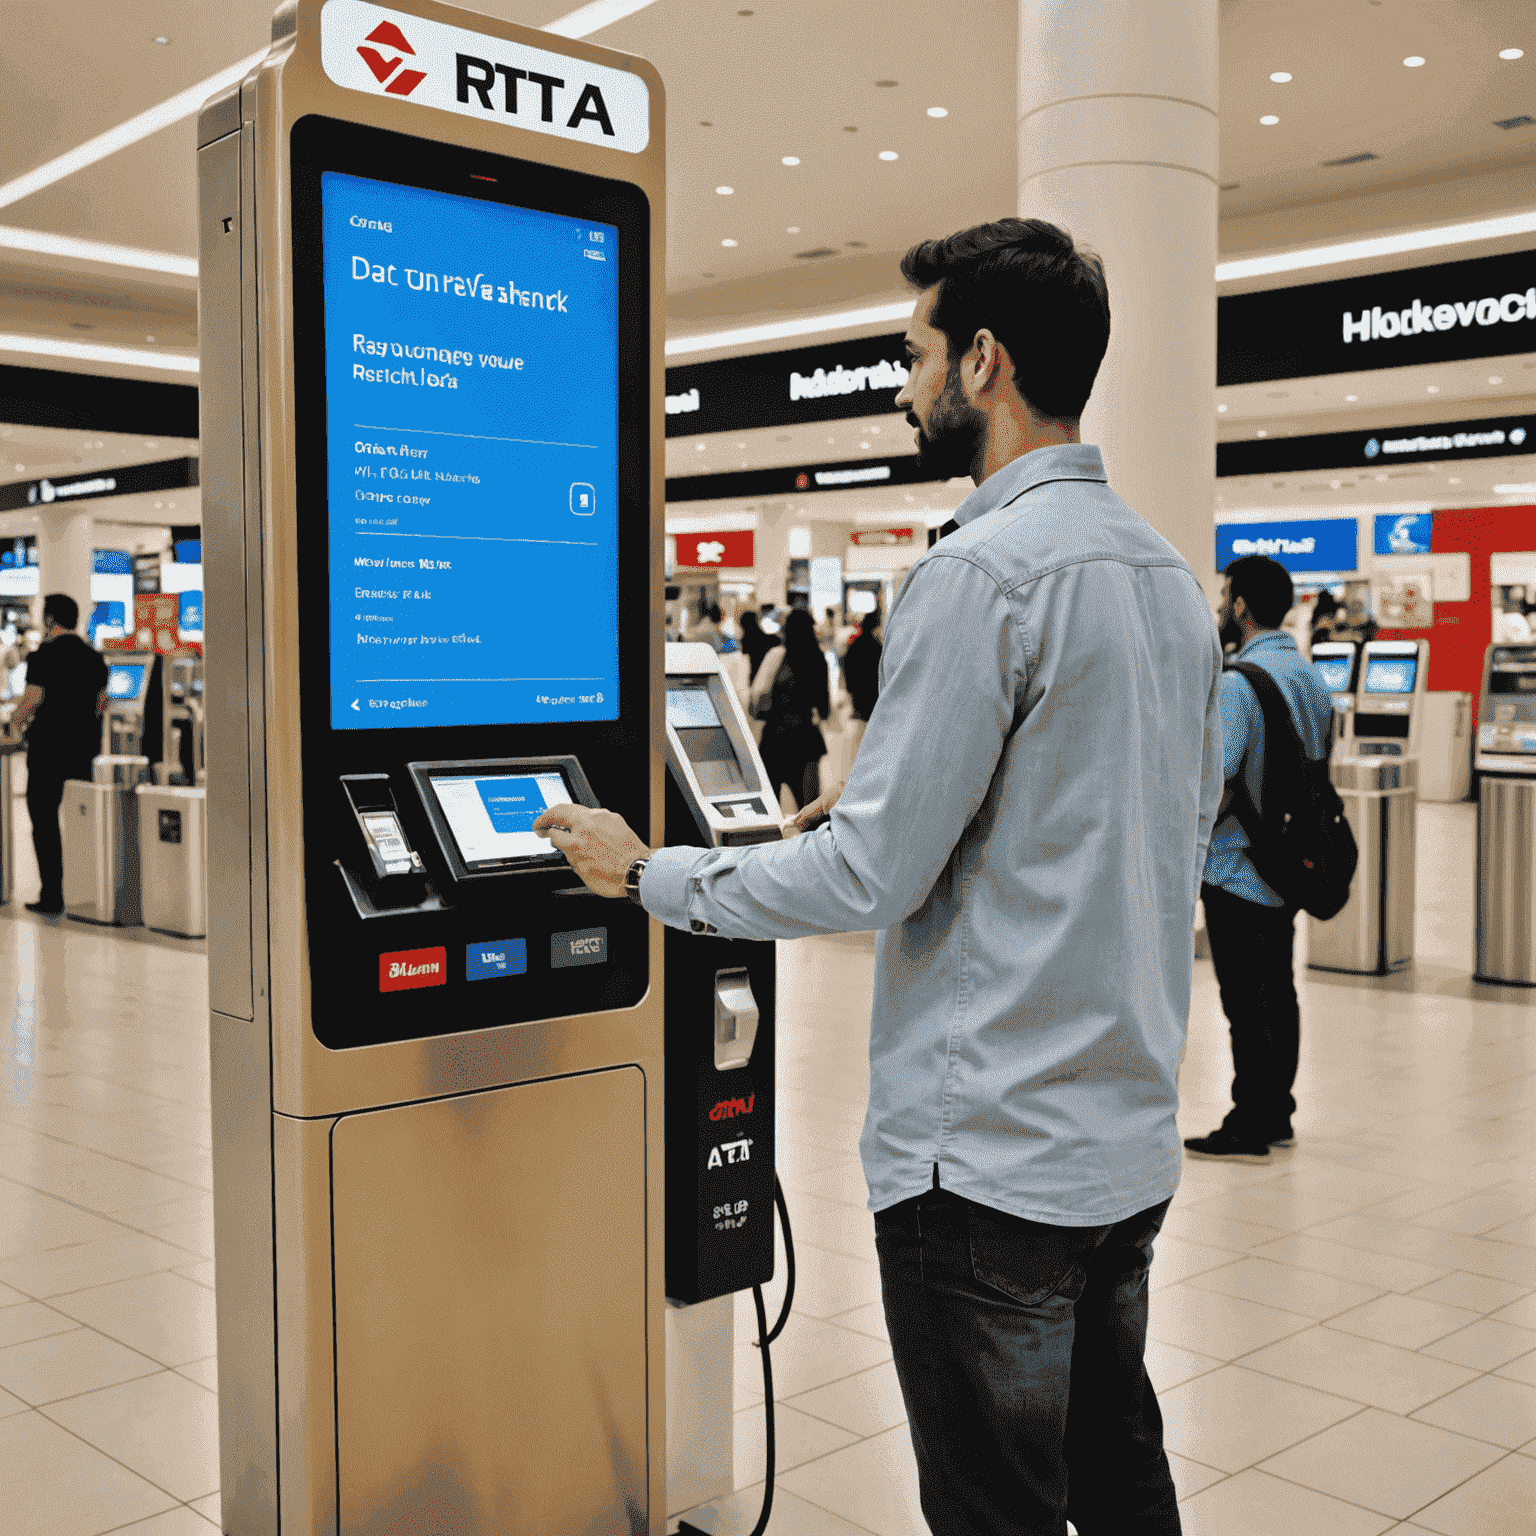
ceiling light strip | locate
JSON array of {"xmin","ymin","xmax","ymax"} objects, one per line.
[
  {"xmin": 666, "ymin": 301, "xmax": 917, "ymax": 358},
  {"xmin": 0, "ymin": 49, "xmax": 269, "ymax": 212},
  {"xmin": 0, "ymin": 334, "xmax": 198, "ymax": 374},
  {"xmin": 1216, "ymin": 210, "xmax": 1536, "ymax": 282},
  {"xmin": 0, "ymin": 224, "xmax": 196, "ymax": 278},
  {"xmin": 541, "ymin": 0, "xmax": 660, "ymax": 38}
]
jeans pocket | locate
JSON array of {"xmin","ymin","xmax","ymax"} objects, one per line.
[{"xmin": 966, "ymin": 1202, "xmax": 1101, "ymax": 1307}]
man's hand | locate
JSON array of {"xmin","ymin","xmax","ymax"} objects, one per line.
[
  {"xmin": 531, "ymin": 803, "xmax": 651, "ymax": 899},
  {"xmin": 786, "ymin": 782, "xmax": 844, "ymax": 834}
]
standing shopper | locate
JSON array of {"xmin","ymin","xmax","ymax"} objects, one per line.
[
  {"xmin": 748, "ymin": 607, "xmax": 830, "ymax": 812},
  {"xmin": 5, "ymin": 594, "xmax": 108, "ymax": 916},
  {"xmin": 1185, "ymin": 556, "xmax": 1333, "ymax": 1164},
  {"xmin": 840, "ymin": 614, "xmax": 883, "ymax": 763},
  {"xmin": 537, "ymin": 218, "xmax": 1222, "ymax": 1536}
]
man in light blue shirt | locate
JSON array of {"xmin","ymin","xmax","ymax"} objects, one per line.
[
  {"xmin": 1185, "ymin": 555, "xmax": 1334, "ymax": 1167},
  {"xmin": 538, "ymin": 217, "xmax": 1221, "ymax": 1536}
]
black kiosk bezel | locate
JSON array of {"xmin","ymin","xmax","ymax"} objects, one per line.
[{"xmin": 289, "ymin": 115, "xmax": 652, "ymax": 1049}]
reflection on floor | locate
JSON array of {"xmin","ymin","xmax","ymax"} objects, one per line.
[{"xmin": 3, "ymin": 800, "xmax": 1535, "ymax": 1536}]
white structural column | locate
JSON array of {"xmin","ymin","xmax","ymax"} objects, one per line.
[
  {"xmin": 1018, "ymin": 0, "xmax": 1219, "ymax": 598},
  {"xmin": 35, "ymin": 508, "xmax": 94, "ymax": 628}
]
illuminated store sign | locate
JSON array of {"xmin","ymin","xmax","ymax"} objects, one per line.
[
  {"xmin": 1217, "ymin": 415, "xmax": 1535, "ymax": 478},
  {"xmin": 1215, "ymin": 518, "xmax": 1358, "ymax": 574},
  {"xmin": 1219, "ymin": 248, "xmax": 1536, "ymax": 385},
  {"xmin": 0, "ymin": 456, "xmax": 199, "ymax": 512}
]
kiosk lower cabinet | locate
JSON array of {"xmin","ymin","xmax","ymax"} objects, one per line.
[
  {"xmin": 1474, "ymin": 643, "xmax": 1536, "ymax": 983},
  {"xmin": 198, "ymin": 6, "xmax": 667, "ymax": 1530}
]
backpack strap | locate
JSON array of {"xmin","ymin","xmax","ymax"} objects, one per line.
[{"xmin": 1222, "ymin": 660, "xmax": 1309, "ymax": 850}]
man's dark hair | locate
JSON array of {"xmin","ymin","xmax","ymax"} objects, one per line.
[
  {"xmin": 1224, "ymin": 556, "xmax": 1294, "ymax": 629},
  {"xmin": 899, "ymin": 218, "xmax": 1110, "ymax": 421},
  {"xmin": 43, "ymin": 593, "xmax": 79, "ymax": 631}
]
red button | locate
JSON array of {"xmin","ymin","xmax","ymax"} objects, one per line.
[{"xmin": 379, "ymin": 946, "xmax": 447, "ymax": 992}]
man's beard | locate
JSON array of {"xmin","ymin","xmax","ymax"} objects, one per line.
[{"xmin": 909, "ymin": 364, "xmax": 986, "ymax": 480}]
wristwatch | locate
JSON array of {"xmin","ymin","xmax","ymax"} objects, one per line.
[{"xmin": 624, "ymin": 856, "xmax": 650, "ymax": 906}]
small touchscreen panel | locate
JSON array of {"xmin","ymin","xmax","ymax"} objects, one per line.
[
  {"xmin": 1364, "ymin": 657, "xmax": 1417, "ymax": 694},
  {"xmin": 666, "ymin": 686, "xmax": 720, "ymax": 730},
  {"xmin": 429, "ymin": 769, "xmax": 572, "ymax": 867},
  {"xmin": 106, "ymin": 664, "xmax": 146, "ymax": 701},
  {"xmin": 1314, "ymin": 655, "xmax": 1353, "ymax": 692}
]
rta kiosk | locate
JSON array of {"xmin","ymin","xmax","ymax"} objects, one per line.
[
  {"xmin": 1351, "ymin": 639, "xmax": 1428, "ymax": 756},
  {"xmin": 198, "ymin": 4, "xmax": 665, "ymax": 1532},
  {"xmin": 101, "ymin": 652, "xmax": 157, "ymax": 756},
  {"xmin": 1310, "ymin": 639, "xmax": 1359, "ymax": 754}
]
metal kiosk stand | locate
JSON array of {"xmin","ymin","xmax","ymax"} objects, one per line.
[
  {"xmin": 1309, "ymin": 639, "xmax": 1426, "ymax": 975},
  {"xmin": 198, "ymin": 5, "xmax": 666, "ymax": 1531},
  {"xmin": 1474, "ymin": 643, "xmax": 1536, "ymax": 983}
]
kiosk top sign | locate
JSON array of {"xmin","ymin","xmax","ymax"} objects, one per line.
[{"xmin": 320, "ymin": 0, "xmax": 651, "ymax": 154}]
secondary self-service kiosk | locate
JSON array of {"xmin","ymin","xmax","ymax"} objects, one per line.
[
  {"xmin": 101, "ymin": 652, "xmax": 156, "ymax": 756},
  {"xmin": 1309, "ymin": 638, "xmax": 1426, "ymax": 976},
  {"xmin": 662, "ymin": 641, "xmax": 783, "ymax": 1522},
  {"xmin": 1474, "ymin": 644, "xmax": 1536, "ymax": 983},
  {"xmin": 1351, "ymin": 638, "xmax": 1427, "ymax": 756},
  {"xmin": 1310, "ymin": 639, "xmax": 1360, "ymax": 755},
  {"xmin": 198, "ymin": 4, "xmax": 665, "ymax": 1532}
]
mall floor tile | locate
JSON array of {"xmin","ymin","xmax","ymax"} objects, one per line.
[{"xmin": 4, "ymin": 791, "xmax": 1536, "ymax": 1535}]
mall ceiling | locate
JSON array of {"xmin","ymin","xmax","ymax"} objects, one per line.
[{"xmin": 1, "ymin": 0, "xmax": 1534, "ymax": 509}]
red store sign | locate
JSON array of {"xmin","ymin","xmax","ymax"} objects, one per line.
[
  {"xmin": 674, "ymin": 530, "xmax": 754, "ymax": 568},
  {"xmin": 850, "ymin": 528, "xmax": 914, "ymax": 547}
]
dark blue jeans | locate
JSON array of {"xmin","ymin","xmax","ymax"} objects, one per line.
[{"xmin": 874, "ymin": 1186, "xmax": 1180, "ymax": 1536}]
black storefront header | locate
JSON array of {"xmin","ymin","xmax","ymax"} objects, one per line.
[
  {"xmin": 667, "ymin": 453, "xmax": 940, "ymax": 503},
  {"xmin": 0, "ymin": 456, "xmax": 200, "ymax": 513},
  {"xmin": 1218, "ymin": 413, "xmax": 1534, "ymax": 478},
  {"xmin": 1218, "ymin": 248, "xmax": 1536, "ymax": 387}
]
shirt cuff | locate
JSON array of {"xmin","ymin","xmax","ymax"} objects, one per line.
[{"xmin": 638, "ymin": 844, "xmax": 713, "ymax": 932}]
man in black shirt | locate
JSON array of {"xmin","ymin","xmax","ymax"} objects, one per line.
[{"xmin": 6, "ymin": 594, "xmax": 109, "ymax": 915}]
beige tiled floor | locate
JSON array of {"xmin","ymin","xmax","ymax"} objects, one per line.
[{"xmin": 4, "ymin": 796, "xmax": 1536, "ymax": 1535}]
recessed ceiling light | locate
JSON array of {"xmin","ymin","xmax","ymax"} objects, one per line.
[
  {"xmin": 1448, "ymin": 477, "xmax": 1461, "ymax": 484},
  {"xmin": 153, "ymin": 36, "xmax": 170, "ymax": 45},
  {"xmin": 715, "ymin": 185, "xmax": 733, "ymax": 195},
  {"xmin": 827, "ymin": 437, "xmax": 835, "ymax": 445},
  {"xmin": 781, "ymin": 156, "xmax": 800, "ymax": 166},
  {"xmin": 720, "ymin": 238, "xmax": 738, "ymax": 247},
  {"xmin": 696, "ymin": 443, "xmax": 707, "ymax": 451},
  {"xmin": 878, "ymin": 150, "xmax": 899, "ymax": 161},
  {"xmin": 1217, "ymin": 403, "xmax": 1227, "ymax": 412},
  {"xmin": 785, "ymin": 225, "xmax": 800, "ymax": 233},
  {"xmin": 927, "ymin": 107, "xmax": 948, "ymax": 118},
  {"xmin": 1490, "ymin": 375, "xmax": 1504, "ymax": 384},
  {"xmin": 1257, "ymin": 429, "xmax": 1268, "ymax": 437},
  {"xmin": 1260, "ymin": 115, "xmax": 1280, "ymax": 126},
  {"xmin": 1404, "ymin": 55, "xmax": 1425, "ymax": 67},
  {"xmin": 1375, "ymin": 473, "xmax": 1388, "ymax": 481},
  {"xmin": 1269, "ymin": 71, "xmax": 1292, "ymax": 83},
  {"xmin": 1500, "ymin": 48, "xmax": 1525, "ymax": 61},
  {"xmin": 860, "ymin": 442, "xmax": 870, "ymax": 449},
  {"xmin": 1426, "ymin": 384, "xmax": 1439, "ymax": 392},
  {"xmin": 1346, "ymin": 394, "xmax": 1358, "ymax": 401},
  {"xmin": 870, "ymin": 426, "xmax": 881, "ymax": 434}
]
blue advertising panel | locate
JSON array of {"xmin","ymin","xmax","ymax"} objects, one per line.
[
  {"xmin": 323, "ymin": 170, "xmax": 620, "ymax": 730},
  {"xmin": 178, "ymin": 590, "xmax": 204, "ymax": 640},
  {"xmin": 1215, "ymin": 518, "xmax": 1359, "ymax": 575},
  {"xmin": 1374, "ymin": 512, "xmax": 1433, "ymax": 556}
]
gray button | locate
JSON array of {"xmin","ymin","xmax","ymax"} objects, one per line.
[{"xmin": 551, "ymin": 927, "xmax": 607, "ymax": 968}]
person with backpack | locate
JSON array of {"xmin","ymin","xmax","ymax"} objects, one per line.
[
  {"xmin": 748, "ymin": 606, "xmax": 830, "ymax": 811},
  {"xmin": 1185, "ymin": 554, "xmax": 1340, "ymax": 1165}
]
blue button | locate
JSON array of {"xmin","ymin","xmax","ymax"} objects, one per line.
[{"xmin": 466, "ymin": 939, "xmax": 527, "ymax": 980}]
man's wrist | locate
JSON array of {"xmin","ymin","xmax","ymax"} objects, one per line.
[{"xmin": 623, "ymin": 854, "xmax": 651, "ymax": 905}]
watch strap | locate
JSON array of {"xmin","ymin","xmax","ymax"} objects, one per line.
[{"xmin": 624, "ymin": 856, "xmax": 649, "ymax": 905}]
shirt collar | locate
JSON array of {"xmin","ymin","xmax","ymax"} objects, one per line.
[
  {"xmin": 953, "ymin": 443, "xmax": 1108, "ymax": 528},
  {"xmin": 1236, "ymin": 629, "xmax": 1298, "ymax": 657}
]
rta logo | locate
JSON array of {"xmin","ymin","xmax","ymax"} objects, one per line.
[
  {"xmin": 357, "ymin": 20, "xmax": 427, "ymax": 97},
  {"xmin": 710, "ymin": 1093, "xmax": 754, "ymax": 1122}
]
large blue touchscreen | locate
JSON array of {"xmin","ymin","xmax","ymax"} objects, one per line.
[{"xmin": 322, "ymin": 172, "xmax": 619, "ymax": 729}]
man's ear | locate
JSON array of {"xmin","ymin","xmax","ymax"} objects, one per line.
[{"xmin": 1232, "ymin": 595, "xmax": 1249, "ymax": 624}]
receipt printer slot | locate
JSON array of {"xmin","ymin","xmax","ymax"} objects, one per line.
[{"xmin": 342, "ymin": 774, "xmax": 426, "ymax": 894}]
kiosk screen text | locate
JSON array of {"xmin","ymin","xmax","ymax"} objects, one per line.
[{"xmin": 322, "ymin": 171, "xmax": 620, "ymax": 729}]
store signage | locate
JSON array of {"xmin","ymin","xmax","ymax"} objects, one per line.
[
  {"xmin": 1219, "ymin": 249, "xmax": 1536, "ymax": 384},
  {"xmin": 668, "ymin": 453, "xmax": 938, "ymax": 504},
  {"xmin": 320, "ymin": 0, "xmax": 650, "ymax": 154},
  {"xmin": 664, "ymin": 331, "xmax": 911, "ymax": 437},
  {"xmin": 850, "ymin": 528, "xmax": 915, "ymax": 546},
  {"xmin": 673, "ymin": 530, "xmax": 754, "ymax": 567},
  {"xmin": 1217, "ymin": 414, "xmax": 1535, "ymax": 478},
  {"xmin": 1374, "ymin": 513, "xmax": 1432, "ymax": 556},
  {"xmin": 1215, "ymin": 518, "xmax": 1358, "ymax": 574},
  {"xmin": 0, "ymin": 456, "xmax": 199, "ymax": 514}
]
